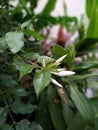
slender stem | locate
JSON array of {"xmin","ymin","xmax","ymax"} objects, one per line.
[{"xmin": 0, "ymin": 89, "xmax": 16, "ymax": 125}]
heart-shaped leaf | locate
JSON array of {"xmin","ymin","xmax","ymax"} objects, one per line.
[{"xmin": 5, "ymin": 32, "xmax": 24, "ymax": 53}]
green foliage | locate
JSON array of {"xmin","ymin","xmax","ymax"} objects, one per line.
[
  {"xmin": 41, "ymin": 0, "xmax": 56, "ymax": 16},
  {"xmin": 5, "ymin": 32, "xmax": 24, "ymax": 53},
  {"xmin": 0, "ymin": 0, "xmax": 98, "ymax": 129},
  {"xmin": 33, "ymin": 70, "xmax": 51, "ymax": 98},
  {"xmin": 70, "ymin": 82, "xmax": 95, "ymax": 126},
  {"xmin": 47, "ymin": 86, "xmax": 66, "ymax": 130},
  {"xmin": 0, "ymin": 38, "xmax": 7, "ymax": 53},
  {"xmin": 19, "ymin": 64, "xmax": 35, "ymax": 80},
  {"xmin": 24, "ymin": 29, "xmax": 43, "ymax": 40},
  {"xmin": 86, "ymin": 0, "xmax": 98, "ymax": 38}
]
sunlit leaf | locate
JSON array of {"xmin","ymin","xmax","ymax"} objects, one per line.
[
  {"xmin": 5, "ymin": 32, "xmax": 24, "ymax": 53},
  {"xmin": 38, "ymin": 56, "xmax": 55, "ymax": 64}
]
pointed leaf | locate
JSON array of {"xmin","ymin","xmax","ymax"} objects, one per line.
[
  {"xmin": 38, "ymin": 56, "xmax": 55, "ymax": 64},
  {"xmin": 19, "ymin": 63, "xmax": 35, "ymax": 79},
  {"xmin": 41, "ymin": 0, "xmax": 56, "ymax": 16},
  {"xmin": 24, "ymin": 29, "xmax": 43, "ymax": 40},
  {"xmin": 52, "ymin": 44, "xmax": 66, "ymax": 61},
  {"xmin": 86, "ymin": 0, "xmax": 98, "ymax": 38},
  {"xmin": 47, "ymin": 86, "xmax": 66, "ymax": 130},
  {"xmin": 67, "ymin": 112, "xmax": 87, "ymax": 130},
  {"xmin": 5, "ymin": 32, "xmax": 24, "ymax": 53},
  {"xmin": 33, "ymin": 70, "xmax": 51, "ymax": 98},
  {"xmin": 86, "ymin": 0, "xmax": 95, "ymax": 18},
  {"xmin": 87, "ymin": 10, "xmax": 98, "ymax": 38},
  {"xmin": 59, "ymin": 89, "xmax": 74, "ymax": 124},
  {"xmin": 35, "ymin": 90, "xmax": 52, "ymax": 130},
  {"xmin": 70, "ymin": 82, "xmax": 95, "ymax": 126}
]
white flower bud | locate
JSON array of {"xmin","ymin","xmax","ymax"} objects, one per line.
[
  {"xmin": 51, "ymin": 78, "xmax": 63, "ymax": 88},
  {"xmin": 51, "ymin": 70, "xmax": 75, "ymax": 77},
  {"xmin": 56, "ymin": 54, "xmax": 67, "ymax": 64},
  {"xmin": 42, "ymin": 59, "xmax": 46, "ymax": 67}
]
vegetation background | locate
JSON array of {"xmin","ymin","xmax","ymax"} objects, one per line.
[{"xmin": 0, "ymin": 0, "xmax": 98, "ymax": 130}]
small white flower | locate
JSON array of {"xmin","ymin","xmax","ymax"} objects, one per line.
[
  {"xmin": 51, "ymin": 78, "xmax": 63, "ymax": 88},
  {"xmin": 51, "ymin": 70, "xmax": 75, "ymax": 77},
  {"xmin": 55, "ymin": 54, "xmax": 67, "ymax": 64}
]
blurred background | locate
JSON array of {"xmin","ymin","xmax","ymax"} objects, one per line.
[{"xmin": 10, "ymin": 0, "xmax": 85, "ymax": 19}]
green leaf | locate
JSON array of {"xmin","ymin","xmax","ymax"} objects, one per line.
[
  {"xmin": 86, "ymin": 0, "xmax": 95, "ymax": 18},
  {"xmin": 87, "ymin": 10, "xmax": 98, "ymax": 38},
  {"xmin": 87, "ymin": 118, "xmax": 98, "ymax": 130},
  {"xmin": 70, "ymin": 82, "xmax": 96, "ymax": 126},
  {"xmin": 91, "ymin": 98, "xmax": 98, "ymax": 116},
  {"xmin": 35, "ymin": 90, "xmax": 53, "ymax": 130},
  {"xmin": 86, "ymin": 98, "xmax": 98, "ymax": 130},
  {"xmin": 16, "ymin": 120, "xmax": 43, "ymax": 130},
  {"xmin": 5, "ymin": 32, "xmax": 24, "ymax": 53},
  {"xmin": 0, "ymin": 38, "xmax": 7, "ymax": 53},
  {"xmin": 19, "ymin": 63, "xmax": 35, "ymax": 79},
  {"xmin": 16, "ymin": 119, "xmax": 31, "ymax": 130},
  {"xmin": 2, "ymin": 64, "xmax": 17, "ymax": 74},
  {"xmin": 0, "ymin": 108, "xmax": 8, "ymax": 127},
  {"xmin": 24, "ymin": 29, "xmax": 43, "ymax": 40},
  {"xmin": 0, "ymin": 73, "xmax": 17, "ymax": 87},
  {"xmin": 67, "ymin": 98, "xmax": 98, "ymax": 130},
  {"xmin": 10, "ymin": 100, "xmax": 37, "ymax": 114},
  {"xmin": 67, "ymin": 72, "xmax": 98, "ymax": 81},
  {"xmin": 65, "ymin": 45, "xmax": 76, "ymax": 69},
  {"xmin": 86, "ymin": 0, "xmax": 98, "ymax": 38},
  {"xmin": 47, "ymin": 86, "xmax": 66, "ymax": 130},
  {"xmin": 52, "ymin": 44, "xmax": 66, "ymax": 61},
  {"xmin": 6, "ymin": 87, "xmax": 28, "ymax": 97},
  {"xmin": 21, "ymin": 20, "xmax": 32, "ymax": 29},
  {"xmin": 38, "ymin": 56, "xmax": 55, "ymax": 64},
  {"xmin": 41, "ymin": 0, "xmax": 56, "ymax": 16},
  {"xmin": 67, "ymin": 112, "xmax": 87, "ymax": 130},
  {"xmin": 74, "ymin": 61, "xmax": 98, "ymax": 71},
  {"xmin": 60, "ymin": 90, "xmax": 74, "ymax": 124},
  {"xmin": 31, "ymin": 122, "xmax": 43, "ymax": 130},
  {"xmin": 1, "ymin": 124, "xmax": 14, "ymax": 130},
  {"xmin": 33, "ymin": 70, "xmax": 51, "ymax": 98}
]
